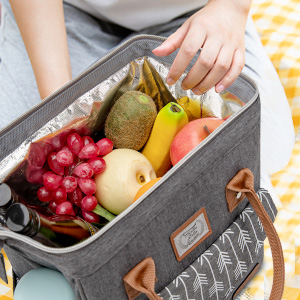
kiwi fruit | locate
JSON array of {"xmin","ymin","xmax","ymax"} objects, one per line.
[{"xmin": 105, "ymin": 91, "xmax": 157, "ymax": 150}]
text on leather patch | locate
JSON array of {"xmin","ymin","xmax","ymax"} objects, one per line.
[{"xmin": 170, "ymin": 207, "xmax": 212, "ymax": 261}]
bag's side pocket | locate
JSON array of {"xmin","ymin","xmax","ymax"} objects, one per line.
[{"xmin": 157, "ymin": 188, "xmax": 274, "ymax": 300}]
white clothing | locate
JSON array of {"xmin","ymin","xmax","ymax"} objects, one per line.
[
  {"xmin": 0, "ymin": 1, "xmax": 294, "ymax": 196},
  {"xmin": 64, "ymin": 0, "xmax": 208, "ymax": 30}
]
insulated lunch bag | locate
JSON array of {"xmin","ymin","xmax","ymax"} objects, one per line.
[{"xmin": 0, "ymin": 35, "xmax": 284, "ymax": 300}]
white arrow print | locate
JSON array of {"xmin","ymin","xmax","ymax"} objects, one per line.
[
  {"xmin": 221, "ymin": 229, "xmax": 247, "ymax": 280},
  {"xmin": 257, "ymin": 189, "xmax": 275, "ymax": 220},
  {"xmin": 233, "ymin": 222, "xmax": 253, "ymax": 263},
  {"xmin": 213, "ymin": 244, "xmax": 235, "ymax": 298},
  {"xmin": 201, "ymin": 251, "xmax": 224, "ymax": 299},
  {"xmin": 190, "ymin": 265, "xmax": 208, "ymax": 300},
  {"xmin": 174, "ymin": 272, "xmax": 195, "ymax": 300},
  {"xmin": 163, "ymin": 287, "xmax": 180, "ymax": 300},
  {"xmin": 241, "ymin": 208, "xmax": 264, "ymax": 254}
]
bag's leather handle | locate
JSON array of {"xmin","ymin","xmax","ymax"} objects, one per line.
[
  {"xmin": 124, "ymin": 169, "xmax": 284, "ymax": 300},
  {"xmin": 226, "ymin": 168, "xmax": 285, "ymax": 300},
  {"xmin": 123, "ymin": 257, "xmax": 162, "ymax": 300}
]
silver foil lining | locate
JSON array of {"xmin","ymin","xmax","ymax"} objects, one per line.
[{"xmin": 0, "ymin": 57, "xmax": 244, "ymax": 202}]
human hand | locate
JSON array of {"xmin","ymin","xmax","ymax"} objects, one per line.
[{"xmin": 153, "ymin": 0, "xmax": 251, "ymax": 95}]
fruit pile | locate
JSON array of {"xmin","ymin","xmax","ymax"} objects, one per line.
[
  {"xmin": 34, "ymin": 91, "xmax": 225, "ymax": 223},
  {"xmin": 37, "ymin": 133, "xmax": 114, "ymax": 223}
]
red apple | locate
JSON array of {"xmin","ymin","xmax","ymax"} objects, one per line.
[{"xmin": 170, "ymin": 117, "xmax": 225, "ymax": 165}]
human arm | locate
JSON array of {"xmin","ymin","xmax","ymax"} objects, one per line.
[
  {"xmin": 153, "ymin": 0, "xmax": 251, "ymax": 94},
  {"xmin": 9, "ymin": 0, "xmax": 71, "ymax": 99}
]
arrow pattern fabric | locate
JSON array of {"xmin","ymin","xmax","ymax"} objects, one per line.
[{"xmin": 158, "ymin": 189, "xmax": 276, "ymax": 300}]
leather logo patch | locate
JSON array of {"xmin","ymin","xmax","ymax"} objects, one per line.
[{"xmin": 170, "ymin": 208, "xmax": 212, "ymax": 261}]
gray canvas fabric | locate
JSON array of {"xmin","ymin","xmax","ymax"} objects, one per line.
[
  {"xmin": 158, "ymin": 189, "xmax": 276, "ymax": 300},
  {"xmin": 0, "ymin": 37, "xmax": 268, "ymax": 300}
]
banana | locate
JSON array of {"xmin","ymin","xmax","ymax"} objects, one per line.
[
  {"xmin": 177, "ymin": 96, "xmax": 201, "ymax": 121},
  {"xmin": 142, "ymin": 102, "xmax": 189, "ymax": 177}
]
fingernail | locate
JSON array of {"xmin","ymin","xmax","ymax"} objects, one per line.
[
  {"xmin": 216, "ymin": 85, "xmax": 225, "ymax": 93},
  {"xmin": 153, "ymin": 43, "xmax": 164, "ymax": 51},
  {"xmin": 192, "ymin": 88, "xmax": 201, "ymax": 95},
  {"xmin": 167, "ymin": 77, "xmax": 176, "ymax": 85}
]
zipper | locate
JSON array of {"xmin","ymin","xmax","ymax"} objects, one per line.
[{"xmin": 0, "ymin": 35, "xmax": 259, "ymax": 254}]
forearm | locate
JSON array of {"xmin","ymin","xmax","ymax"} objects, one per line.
[{"xmin": 9, "ymin": 0, "xmax": 71, "ymax": 99}]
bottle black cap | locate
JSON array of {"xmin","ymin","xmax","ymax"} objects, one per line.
[
  {"xmin": 5, "ymin": 203, "xmax": 31, "ymax": 233},
  {"xmin": 0, "ymin": 183, "xmax": 13, "ymax": 208}
]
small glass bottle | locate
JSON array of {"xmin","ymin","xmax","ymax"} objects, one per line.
[
  {"xmin": 0, "ymin": 183, "xmax": 21, "ymax": 226},
  {"xmin": 5, "ymin": 203, "xmax": 97, "ymax": 247},
  {"xmin": 0, "ymin": 183, "xmax": 21, "ymax": 214},
  {"xmin": 0, "ymin": 183, "xmax": 53, "ymax": 227}
]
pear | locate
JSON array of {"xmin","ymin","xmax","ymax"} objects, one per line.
[{"xmin": 94, "ymin": 149, "xmax": 156, "ymax": 215}]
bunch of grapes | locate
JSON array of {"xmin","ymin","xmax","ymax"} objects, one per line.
[{"xmin": 37, "ymin": 133, "xmax": 113, "ymax": 223}]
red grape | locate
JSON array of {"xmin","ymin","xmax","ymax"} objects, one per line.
[
  {"xmin": 82, "ymin": 136, "xmax": 94, "ymax": 146},
  {"xmin": 68, "ymin": 187, "xmax": 83, "ymax": 207},
  {"xmin": 37, "ymin": 186, "xmax": 53, "ymax": 202},
  {"xmin": 64, "ymin": 162, "xmax": 78, "ymax": 176},
  {"xmin": 81, "ymin": 195, "xmax": 97, "ymax": 211},
  {"xmin": 81, "ymin": 209, "xmax": 100, "ymax": 223},
  {"xmin": 52, "ymin": 187, "xmax": 67, "ymax": 204},
  {"xmin": 26, "ymin": 166, "xmax": 47, "ymax": 185},
  {"xmin": 87, "ymin": 157, "xmax": 106, "ymax": 174},
  {"xmin": 51, "ymin": 131, "xmax": 69, "ymax": 150},
  {"xmin": 61, "ymin": 176, "xmax": 77, "ymax": 193},
  {"xmin": 43, "ymin": 171, "xmax": 63, "ymax": 191},
  {"xmin": 73, "ymin": 163, "xmax": 94, "ymax": 178},
  {"xmin": 78, "ymin": 143, "xmax": 99, "ymax": 159},
  {"xmin": 56, "ymin": 201, "xmax": 74, "ymax": 216},
  {"xmin": 56, "ymin": 147, "xmax": 74, "ymax": 166},
  {"xmin": 67, "ymin": 133, "xmax": 84, "ymax": 155},
  {"xmin": 49, "ymin": 200, "xmax": 59, "ymax": 214},
  {"xmin": 47, "ymin": 152, "xmax": 65, "ymax": 175},
  {"xmin": 78, "ymin": 178, "xmax": 96, "ymax": 195},
  {"xmin": 96, "ymin": 138, "xmax": 113, "ymax": 156}
]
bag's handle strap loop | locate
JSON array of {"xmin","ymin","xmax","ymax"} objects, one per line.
[
  {"xmin": 226, "ymin": 168, "xmax": 285, "ymax": 300},
  {"xmin": 124, "ymin": 168, "xmax": 284, "ymax": 300},
  {"xmin": 123, "ymin": 257, "xmax": 162, "ymax": 300}
]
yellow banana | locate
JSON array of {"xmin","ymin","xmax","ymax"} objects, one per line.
[
  {"xmin": 176, "ymin": 96, "xmax": 201, "ymax": 121},
  {"xmin": 142, "ymin": 102, "xmax": 189, "ymax": 177}
]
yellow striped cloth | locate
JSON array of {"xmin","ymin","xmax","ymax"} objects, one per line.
[
  {"xmin": 0, "ymin": 250, "xmax": 14, "ymax": 299},
  {"xmin": 241, "ymin": 0, "xmax": 300, "ymax": 299},
  {"xmin": 0, "ymin": 0, "xmax": 300, "ymax": 299}
]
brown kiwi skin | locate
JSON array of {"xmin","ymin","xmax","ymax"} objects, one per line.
[{"xmin": 105, "ymin": 91, "xmax": 157, "ymax": 150}]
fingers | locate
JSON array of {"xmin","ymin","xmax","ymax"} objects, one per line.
[
  {"xmin": 152, "ymin": 23, "xmax": 189, "ymax": 57},
  {"xmin": 187, "ymin": 45, "xmax": 233, "ymax": 94},
  {"xmin": 166, "ymin": 28, "xmax": 206, "ymax": 85},
  {"xmin": 189, "ymin": 47, "xmax": 244, "ymax": 95},
  {"xmin": 152, "ymin": 18, "xmax": 245, "ymax": 94},
  {"xmin": 215, "ymin": 48, "xmax": 245, "ymax": 93},
  {"xmin": 181, "ymin": 37, "xmax": 223, "ymax": 91}
]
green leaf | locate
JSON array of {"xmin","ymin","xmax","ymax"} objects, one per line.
[{"xmin": 92, "ymin": 204, "xmax": 116, "ymax": 222}]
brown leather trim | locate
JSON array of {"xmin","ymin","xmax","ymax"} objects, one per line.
[
  {"xmin": 170, "ymin": 207, "xmax": 212, "ymax": 261},
  {"xmin": 232, "ymin": 263, "xmax": 260, "ymax": 299},
  {"xmin": 123, "ymin": 257, "xmax": 162, "ymax": 300},
  {"xmin": 227, "ymin": 168, "xmax": 285, "ymax": 300},
  {"xmin": 225, "ymin": 188, "xmax": 246, "ymax": 212}
]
